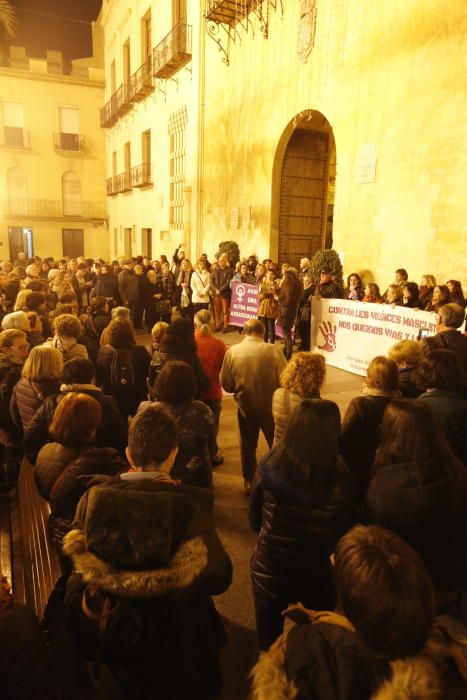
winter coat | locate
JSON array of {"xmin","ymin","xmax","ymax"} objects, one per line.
[
  {"xmin": 258, "ymin": 279, "xmax": 278, "ymax": 318},
  {"xmin": 194, "ymin": 332, "xmax": 227, "ymax": 401},
  {"xmin": 0, "ymin": 358, "xmax": 22, "ymax": 447},
  {"xmin": 249, "ymin": 449, "xmax": 356, "ymax": 607},
  {"xmin": 80, "ymin": 312, "xmax": 110, "ymax": 365},
  {"xmin": 35, "ymin": 443, "xmax": 124, "ymax": 547},
  {"xmin": 340, "ymin": 393, "xmax": 398, "ymax": 499},
  {"xmin": 10, "ymin": 377, "xmax": 61, "ymax": 431},
  {"xmin": 62, "ymin": 477, "xmax": 232, "ymax": 700},
  {"xmin": 92, "ymin": 272, "xmax": 120, "ymax": 302},
  {"xmin": 366, "ymin": 457, "xmax": 467, "ymax": 592},
  {"xmin": 422, "ymin": 331, "xmax": 467, "ymax": 377},
  {"xmin": 272, "ymin": 388, "xmax": 324, "ymax": 444},
  {"xmin": 250, "ymin": 610, "xmax": 467, "ymax": 700},
  {"xmin": 96, "ymin": 344, "xmax": 151, "ymax": 419},
  {"xmin": 23, "ymin": 384, "xmax": 128, "ymax": 463},
  {"xmin": 316, "ymin": 280, "xmax": 343, "ymax": 299},
  {"xmin": 210, "ymin": 266, "xmax": 233, "ymax": 298},
  {"xmin": 0, "ymin": 600, "xmax": 51, "ymax": 700},
  {"xmin": 277, "ymin": 279, "xmax": 302, "ymax": 330},
  {"xmin": 118, "ymin": 269, "xmax": 139, "ymax": 304},
  {"xmin": 191, "ymin": 269, "xmax": 211, "ymax": 304},
  {"xmin": 43, "ymin": 336, "xmax": 88, "ymax": 362},
  {"xmin": 160, "ymin": 272, "xmax": 175, "ymax": 305},
  {"xmin": 419, "ymin": 285, "xmax": 434, "ymax": 309},
  {"xmin": 148, "ymin": 349, "xmax": 209, "ymax": 398},
  {"xmin": 418, "ymin": 390, "xmax": 467, "ymax": 464},
  {"xmin": 138, "ymin": 399, "xmax": 216, "ymax": 488},
  {"xmin": 220, "ymin": 336, "xmax": 287, "ymax": 418}
]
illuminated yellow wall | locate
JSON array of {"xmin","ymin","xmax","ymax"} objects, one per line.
[
  {"xmin": 0, "ymin": 41, "xmax": 108, "ymax": 261},
  {"xmin": 201, "ymin": 0, "xmax": 467, "ymax": 289},
  {"xmin": 100, "ymin": 0, "xmax": 201, "ymax": 262}
]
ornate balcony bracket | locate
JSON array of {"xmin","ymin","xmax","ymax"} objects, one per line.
[
  {"xmin": 155, "ymin": 78, "xmax": 167, "ymax": 99},
  {"xmin": 204, "ymin": 0, "xmax": 283, "ymax": 64}
]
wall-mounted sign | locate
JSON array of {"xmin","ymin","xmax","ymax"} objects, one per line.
[{"xmin": 356, "ymin": 143, "xmax": 377, "ymax": 184}]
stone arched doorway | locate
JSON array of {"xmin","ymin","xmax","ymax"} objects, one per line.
[{"xmin": 270, "ymin": 111, "xmax": 336, "ymax": 267}]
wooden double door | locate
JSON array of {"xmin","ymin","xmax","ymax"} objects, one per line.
[{"xmin": 278, "ymin": 129, "xmax": 330, "ymax": 267}]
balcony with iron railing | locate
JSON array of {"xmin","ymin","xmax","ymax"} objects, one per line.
[
  {"xmin": 53, "ymin": 132, "xmax": 85, "ymax": 152},
  {"xmin": 3, "ymin": 198, "xmax": 107, "ymax": 220},
  {"xmin": 131, "ymin": 163, "xmax": 153, "ymax": 188},
  {"xmin": 100, "ymin": 83, "xmax": 132, "ymax": 128},
  {"xmin": 1, "ymin": 127, "xmax": 30, "ymax": 149},
  {"xmin": 153, "ymin": 21, "xmax": 192, "ymax": 79},
  {"xmin": 128, "ymin": 59, "xmax": 154, "ymax": 102},
  {"xmin": 205, "ymin": 0, "xmax": 257, "ymax": 24},
  {"xmin": 114, "ymin": 172, "xmax": 132, "ymax": 194}
]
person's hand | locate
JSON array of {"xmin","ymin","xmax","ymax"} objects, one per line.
[
  {"xmin": 216, "ymin": 289, "xmax": 221, "ymax": 295},
  {"xmin": 318, "ymin": 322, "xmax": 337, "ymax": 352}
]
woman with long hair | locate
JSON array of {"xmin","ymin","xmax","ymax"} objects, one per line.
[
  {"xmin": 344, "ymin": 273, "xmax": 364, "ymax": 301},
  {"xmin": 148, "ymin": 318, "xmax": 209, "ymax": 398},
  {"xmin": 366, "ymin": 399, "xmax": 467, "ymax": 602},
  {"xmin": 96, "ymin": 317, "xmax": 151, "ymax": 419},
  {"xmin": 425, "ymin": 284, "xmax": 451, "ymax": 313},
  {"xmin": 276, "ymin": 268, "xmax": 302, "ymax": 360},
  {"xmin": 340, "ymin": 356, "xmax": 400, "ymax": 498},
  {"xmin": 250, "ymin": 399, "xmax": 356, "ymax": 650},
  {"xmin": 80, "ymin": 296, "xmax": 111, "ymax": 365},
  {"xmin": 419, "ymin": 274, "xmax": 437, "ymax": 309},
  {"xmin": 447, "ymin": 279, "xmax": 466, "ymax": 308}
]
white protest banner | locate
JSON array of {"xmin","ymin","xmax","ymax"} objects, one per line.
[
  {"xmin": 229, "ymin": 282, "xmax": 259, "ymax": 327},
  {"xmin": 311, "ymin": 299, "xmax": 437, "ymax": 376}
]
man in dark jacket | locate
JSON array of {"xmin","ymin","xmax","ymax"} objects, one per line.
[
  {"xmin": 118, "ymin": 259, "xmax": 139, "ymax": 319},
  {"xmin": 62, "ymin": 405, "xmax": 232, "ymax": 700},
  {"xmin": 23, "ymin": 357, "xmax": 127, "ymax": 463},
  {"xmin": 314, "ymin": 266, "xmax": 343, "ymax": 299},
  {"xmin": 422, "ymin": 303, "xmax": 467, "ymax": 378},
  {"xmin": 210, "ymin": 254, "xmax": 233, "ymax": 332}
]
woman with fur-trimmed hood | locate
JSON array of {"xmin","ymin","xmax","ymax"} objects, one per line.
[
  {"xmin": 250, "ymin": 526, "xmax": 467, "ymax": 700},
  {"xmin": 62, "ymin": 405, "xmax": 232, "ymax": 700}
]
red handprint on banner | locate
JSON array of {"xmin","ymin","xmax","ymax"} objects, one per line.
[{"xmin": 318, "ymin": 321, "xmax": 337, "ymax": 352}]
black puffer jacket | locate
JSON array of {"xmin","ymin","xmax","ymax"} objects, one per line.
[
  {"xmin": 249, "ymin": 449, "xmax": 356, "ymax": 607},
  {"xmin": 366, "ymin": 458, "xmax": 467, "ymax": 591},
  {"xmin": 23, "ymin": 384, "xmax": 128, "ymax": 463},
  {"xmin": 96, "ymin": 344, "xmax": 151, "ymax": 419},
  {"xmin": 62, "ymin": 477, "xmax": 232, "ymax": 700}
]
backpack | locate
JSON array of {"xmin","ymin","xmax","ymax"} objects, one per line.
[{"xmin": 110, "ymin": 349, "xmax": 135, "ymax": 390}]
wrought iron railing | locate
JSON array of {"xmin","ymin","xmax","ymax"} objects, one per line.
[
  {"xmin": 153, "ymin": 22, "xmax": 192, "ymax": 79},
  {"xmin": 131, "ymin": 163, "xmax": 153, "ymax": 187},
  {"xmin": 53, "ymin": 132, "xmax": 85, "ymax": 152},
  {"xmin": 114, "ymin": 172, "xmax": 132, "ymax": 193},
  {"xmin": 3, "ymin": 198, "xmax": 107, "ymax": 219},
  {"xmin": 1, "ymin": 127, "xmax": 30, "ymax": 149},
  {"xmin": 128, "ymin": 59, "xmax": 154, "ymax": 102},
  {"xmin": 100, "ymin": 82, "xmax": 132, "ymax": 128}
]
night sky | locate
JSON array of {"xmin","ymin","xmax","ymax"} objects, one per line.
[{"xmin": 10, "ymin": 0, "xmax": 102, "ymax": 60}]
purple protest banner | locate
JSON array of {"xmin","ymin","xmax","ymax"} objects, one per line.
[{"xmin": 229, "ymin": 282, "xmax": 259, "ymax": 327}]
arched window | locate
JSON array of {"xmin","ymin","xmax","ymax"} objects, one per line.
[
  {"xmin": 7, "ymin": 167, "xmax": 28, "ymax": 215},
  {"xmin": 62, "ymin": 170, "xmax": 81, "ymax": 215}
]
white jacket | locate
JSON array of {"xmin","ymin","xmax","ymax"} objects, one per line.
[{"xmin": 191, "ymin": 269, "xmax": 211, "ymax": 304}]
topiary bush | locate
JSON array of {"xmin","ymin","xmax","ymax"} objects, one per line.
[
  {"xmin": 215, "ymin": 240, "xmax": 240, "ymax": 268},
  {"xmin": 309, "ymin": 249, "xmax": 344, "ymax": 288}
]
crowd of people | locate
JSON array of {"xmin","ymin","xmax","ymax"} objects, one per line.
[{"xmin": 0, "ymin": 247, "xmax": 466, "ymax": 700}]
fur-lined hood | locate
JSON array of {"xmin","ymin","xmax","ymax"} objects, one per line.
[
  {"xmin": 250, "ymin": 649, "xmax": 442, "ymax": 700},
  {"xmin": 250, "ymin": 613, "xmax": 467, "ymax": 700},
  {"xmin": 63, "ymin": 529, "xmax": 207, "ymax": 599}
]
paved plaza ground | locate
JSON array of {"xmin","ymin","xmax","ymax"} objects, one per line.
[{"xmin": 141, "ymin": 329, "xmax": 363, "ymax": 699}]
